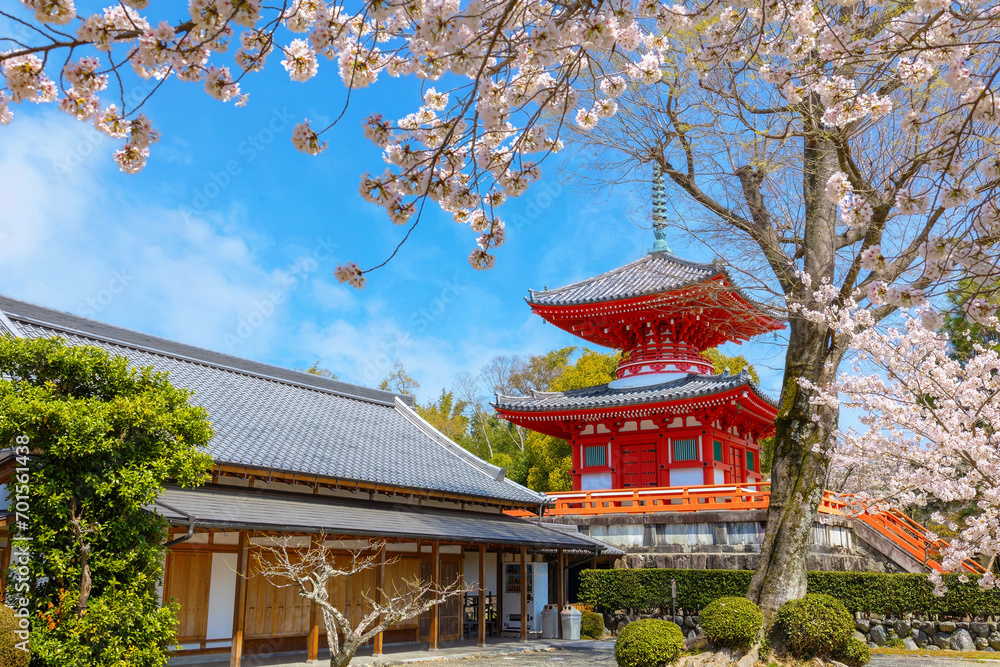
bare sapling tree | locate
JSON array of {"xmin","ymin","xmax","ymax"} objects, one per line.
[{"xmin": 251, "ymin": 535, "xmax": 470, "ymax": 667}]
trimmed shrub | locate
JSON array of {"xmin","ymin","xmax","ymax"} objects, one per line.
[
  {"xmin": 774, "ymin": 594, "xmax": 853, "ymax": 659},
  {"xmin": 614, "ymin": 619, "xmax": 685, "ymax": 667},
  {"xmin": 578, "ymin": 569, "xmax": 1000, "ymax": 617},
  {"xmin": 832, "ymin": 637, "xmax": 871, "ymax": 667},
  {"xmin": 0, "ymin": 605, "xmax": 29, "ymax": 667},
  {"xmin": 580, "ymin": 611, "xmax": 606, "ymax": 639},
  {"xmin": 700, "ymin": 596, "xmax": 762, "ymax": 649}
]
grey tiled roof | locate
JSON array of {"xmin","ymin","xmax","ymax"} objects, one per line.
[
  {"xmin": 0, "ymin": 310, "xmax": 22, "ymax": 338},
  {"xmin": 527, "ymin": 251, "xmax": 717, "ymax": 306},
  {"xmin": 0, "ymin": 295, "xmax": 546, "ymax": 507},
  {"xmin": 537, "ymin": 522, "xmax": 626, "ymax": 556},
  {"xmin": 154, "ymin": 485, "xmax": 601, "ymax": 551},
  {"xmin": 494, "ymin": 371, "xmax": 777, "ymax": 413}
]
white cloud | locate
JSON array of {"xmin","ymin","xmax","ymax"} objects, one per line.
[
  {"xmin": 0, "ymin": 113, "xmax": 291, "ymax": 357},
  {"xmin": 0, "ymin": 112, "xmax": 565, "ymax": 401}
]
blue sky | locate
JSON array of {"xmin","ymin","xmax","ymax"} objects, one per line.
[{"xmin": 0, "ymin": 11, "xmax": 789, "ymax": 405}]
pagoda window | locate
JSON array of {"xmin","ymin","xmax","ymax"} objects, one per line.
[
  {"xmin": 673, "ymin": 438, "xmax": 698, "ymax": 462},
  {"xmin": 584, "ymin": 445, "xmax": 608, "ymax": 468},
  {"xmin": 713, "ymin": 440, "xmax": 724, "ymax": 462},
  {"xmin": 746, "ymin": 450, "xmax": 756, "ymax": 472}
]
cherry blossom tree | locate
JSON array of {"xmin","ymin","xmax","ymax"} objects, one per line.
[
  {"xmin": 798, "ymin": 301, "xmax": 998, "ymax": 588},
  {"xmin": 4, "ymin": 0, "xmax": 1000, "ymax": 619}
]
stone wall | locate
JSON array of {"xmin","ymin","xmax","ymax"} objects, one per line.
[
  {"xmin": 547, "ymin": 510, "xmax": 917, "ymax": 574},
  {"xmin": 602, "ymin": 613, "xmax": 1000, "ymax": 653},
  {"xmin": 853, "ymin": 617, "xmax": 1000, "ymax": 652}
]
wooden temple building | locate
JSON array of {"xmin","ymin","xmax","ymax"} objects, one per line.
[
  {"xmin": 0, "ymin": 296, "xmax": 614, "ymax": 664},
  {"xmin": 494, "ymin": 207, "xmax": 784, "ymax": 492}
]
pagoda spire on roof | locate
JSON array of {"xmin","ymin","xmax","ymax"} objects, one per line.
[{"xmin": 650, "ymin": 163, "xmax": 672, "ymax": 254}]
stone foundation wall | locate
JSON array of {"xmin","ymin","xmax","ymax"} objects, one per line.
[
  {"xmin": 601, "ymin": 613, "xmax": 1000, "ymax": 653},
  {"xmin": 853, "ymin": 617, "xmax": 1000, "ymax": 652},
  {"xmin": 548, "ymin": 510, "xmax": 918, "ymax": 574}
]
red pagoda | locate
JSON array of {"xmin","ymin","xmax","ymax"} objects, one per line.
[{"xmin": 494, "ymin": 173, "xmax": 785, "ymax": 492}]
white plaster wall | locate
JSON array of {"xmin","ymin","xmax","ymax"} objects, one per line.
[
  {"xmin": 713, "ymin": 469, "xmax": 726, "ymax": 484},
  {"xmin": 670, "ymin": 468, "xmax": 704, "ymax": 487},
  {"xmin": 462, "ymin": 551, "xmax": 498, "ymax": 595},
  {"xmin": 589, "ymin": 524, "xmax": 644, "ymax": 547},
  {"xmin": 581, "ymin": 473, "xmax": 612, "ymax": 490},
  {"xmin": 206, "ymin": 553, "xmax": 237, "ymax": 640}
]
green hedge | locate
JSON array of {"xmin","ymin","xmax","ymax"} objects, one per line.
[{"xmin": 579, "ymin": 569, "xmax": 1000, "ymax": 617}]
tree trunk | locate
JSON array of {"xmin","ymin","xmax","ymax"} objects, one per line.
[
  {"xmin": 329, "ymin": 636, "xmax": 362, "ymax": 667},
  {"xmin": 747, "ymin": 317, "xmax": 843, "ymax": 622}
]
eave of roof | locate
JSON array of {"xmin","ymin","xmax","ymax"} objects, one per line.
[
  {"xmin": 152, "ymin": 485, "xmax": 602, "ymax": 552},
  {"xmin": 493, "ymin": 371, "xmax": 778, "ymax": 414},
  {"xmin": 526, "ymin": 251, "xmax": 784, "ymax": 325}
]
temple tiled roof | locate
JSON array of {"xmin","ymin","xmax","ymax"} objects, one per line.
[
  {"xmin": 0, "ymin": 310, "xmax": 21, "ymax": 337},
  {"xmin": 527, "ymin": 251, "xmax": 718, "ymax": 307},
  {"xmin": 153, "ymin": 485, "xmax": 600, "ymax": 551},
  {"xmin": 494, "ymin": 371, "xmax": 776, "ymax": 413},
  {"xmin": 0, "ymin": 295, "xmax": 546, "ymax": 507}
]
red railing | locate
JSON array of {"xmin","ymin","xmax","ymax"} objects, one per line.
[{"xmin": 512, "ymin": 483, "xmax": 984, "ymax": 574}]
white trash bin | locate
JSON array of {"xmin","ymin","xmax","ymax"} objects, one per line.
[
  {"xmin": 560, "ymin": 605, "xmax": 582, "ymax": 640},
  {"xmin": 541, "ymin": 605, "xmax": 560, "ymax": 639}
]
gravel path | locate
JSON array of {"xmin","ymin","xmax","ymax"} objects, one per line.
[{"xmin": 420, "ymin": 646, "xmax": 1000, "ymax": 667}]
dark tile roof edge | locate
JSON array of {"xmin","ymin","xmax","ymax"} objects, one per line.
[
  {"xmin": 0, "ymin": 294, "xmax": 412, "ymax": 408},
  {"xmin": 525, "ymin": 251, "xmax": 717, "ymax": 305},
  {"xmin": 152, "ymin": 484, "xmax": 602, "ymax": 551},
  {"xmin": 392, "ymin": 396, "xmax": 548, "ymax": 505},
  {"xmin": 537, "ymin": 522, "xmax": 627, "ymax": 556},
  {"xmin": 525, "ymin": 253, "xmax": 785, "ymax": 322},
  {"xmin": 0, "ymin": 309, "xmax": 24, "ymax": 338},
  {"xmin": 494, "ymin": 370, "xmax": 778, "ymax": 411}
]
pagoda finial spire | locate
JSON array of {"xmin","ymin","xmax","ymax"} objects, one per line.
[{"xmin": 650, "ymin": 163, "xmax": 672, "ymax": 254}]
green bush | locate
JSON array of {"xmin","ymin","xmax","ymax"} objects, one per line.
[
  {"xmin": 0, "ymin": 605, "xmax": 29, "ymax": 667},
  {"xmin": 580, "ymin": 569, "xmax": 751, "ymax": 614},
  {"xmin": 580, "ymin": 611, "xmax": 606, "ymax": 639},
  {"xmin": 578, "ymin": 569, "xmax": 1000, "ymax": 617},
  {"xmin": 700, "ymin": 596, "xmax": 762, "ymax": 649},
  {"xmin": 832, "ymin": 637, "xmax": 871, "ymax": 667},
  {"xmin": 774, "ymin": 594, "xmax": 853, "ymax": 659},
  {"xmin": 614, "ymin": 619, "xmax": 685, "ymax": 667}
]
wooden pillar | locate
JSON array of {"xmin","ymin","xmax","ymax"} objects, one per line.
[
  {"xmin": 495, "ymin": 552, "xmax": 504, "ymax": 637},
  {"xmin": 229, "ymin": 531, "xmax": 250, "ymax": 667},
  {"xmin": 519, "ymin": 546, "xmax": 527, "ymax": 642},
  {"xmin": 373, "ymin": 546, "xmax": 386, "ymax": 656},
  {"xmin": 307, "ymin": 535, "xmax": 321, "ymax": 662},
  {"xmin": 556, "ymin": 549, "xmax": 565, "ymax": 638},
  {"xmin": 430, "ymin": 542, "xmax": 440, "ymax": 651},
  {"xmin": 477, "ymin": 544, "xmax": 486, "ymax": 647}
]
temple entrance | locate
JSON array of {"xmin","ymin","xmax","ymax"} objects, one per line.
[
  {"xmin": 621, "ymin": 444, "xmax": 658, "ymax": 487},
  {"xmin": 729, "ymin": 446, "xmax": 745, "ymax": 483}
]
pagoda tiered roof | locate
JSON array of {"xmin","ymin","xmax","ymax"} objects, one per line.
[
  {"xmin": 527, "ymin": 252, "xmax": 718, "ymax": 306},
  {"xmin": 494, "ymin": 371, "xmax": 778, "ymax": 439},
  {"xmin": 526, "ymin": 251, "xmax": 784, "ymax": 351}
]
